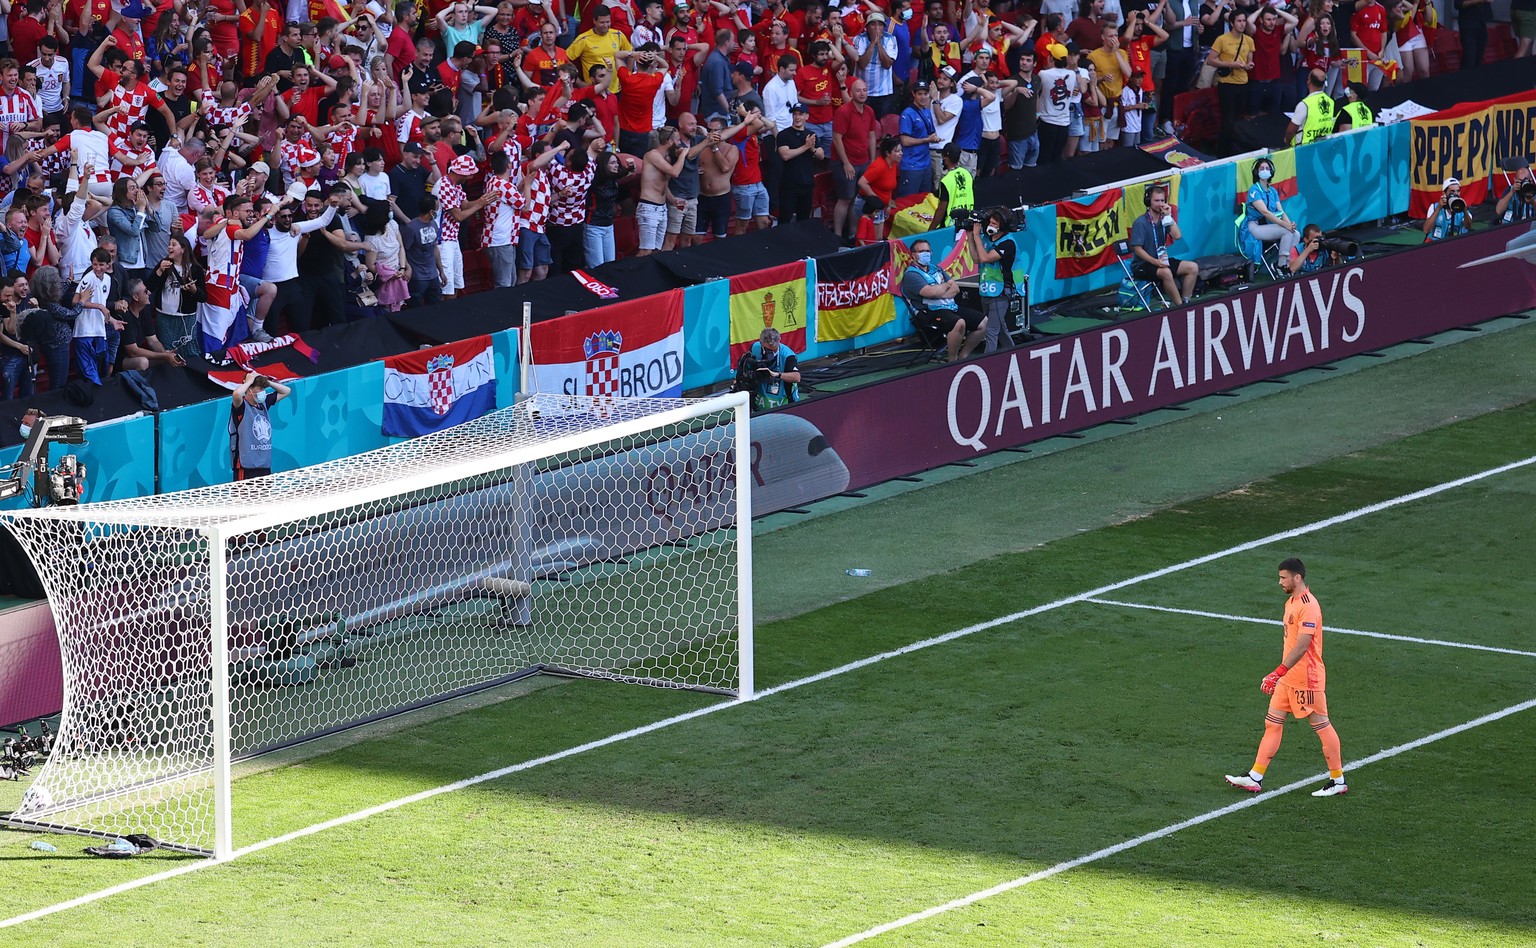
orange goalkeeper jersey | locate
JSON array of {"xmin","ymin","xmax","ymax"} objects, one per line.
[{"xmin": 1281, "ymin": 588, "xmax": 1326, "ymax": 691}]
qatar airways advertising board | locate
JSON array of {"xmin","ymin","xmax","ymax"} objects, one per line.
[{"xmin": 770, "ymin": 224, "xmax": 1536, "ymax": 503}]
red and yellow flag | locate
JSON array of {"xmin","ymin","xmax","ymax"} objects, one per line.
[
  {"xmin": 1055, "ymin": 190, "xmax": 1124, "ymax": 278},
  {"xmin": 1407, "ymin": 89, "xmax": 1536, "ymax": 216},
  {"xmin": 729, "ymin": 261, "xmax": 809, "ymax": 363},
  {"xmin": 1235, "ymin": 150, "xmax": 1297, "ymax": 203}
]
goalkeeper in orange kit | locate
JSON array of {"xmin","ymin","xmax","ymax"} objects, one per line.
[{"xmin": 1225, "ymin": 558, "xmax": 1348, "ymax": 797}]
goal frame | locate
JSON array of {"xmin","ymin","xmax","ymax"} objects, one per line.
[{"xmin": 5, "ymin": 392, "xmax": 754, "ymax": 861}]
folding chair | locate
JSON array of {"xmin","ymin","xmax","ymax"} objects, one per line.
[
  {"xmin": 1235, "ymin": 211, "xmax": 1284, "ymax": 282},
  {"xmin": 904, "ymin": 294, "xmax": 947, "ymax": 365},
  {"xmin": 1114, "ymin": 240, "xmax": 1168, "ymax": 312}
]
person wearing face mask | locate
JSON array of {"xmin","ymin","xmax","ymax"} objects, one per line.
[
  {"xmin": 1129, "ymin": 184, "xmax": 1198, "ymax": 306},
  {"xmin": 969, "ymin": 208, "xmax": 1024, "ymax": 353},
  {"xmin": 1423, "ymin": 177, "xmax": 1471, "ymax": 242},
  {"xmin": 902, "ymin": 236, "xmax": 987, "ymax": 362},
  {"xmin": 1241, "ymin": 156, "xmax": 1299, "ymax": 274}
]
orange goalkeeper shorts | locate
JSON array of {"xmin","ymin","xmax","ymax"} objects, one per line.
[{"xmin": 1269, "ymin": 685, "xmax": 1328, "ymax": 719}]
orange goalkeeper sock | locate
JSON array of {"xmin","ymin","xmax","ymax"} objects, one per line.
[
  {"xmin": 1313, "ymin": 720, "xmax": 1343, "ymax": 777},
  {"xmin": 1251, "ymin": 714, "xmax": 1285, "ymax": 777}
]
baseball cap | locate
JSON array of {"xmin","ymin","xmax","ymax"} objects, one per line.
[
  {"xmin": 733, "ymin": 61, "xmax": 755, "ymax": 78},
  {"xmin": 1046, "ymin": 43, "xmax": 1068, "ymax": 60},
  {"xmin": 403, "ymin": 142, "xmax": 425, "ymax": 154},
  {"xmin": 912, "ymin": 79, "xmax": 930, "ymax": 91},
  {"xmin": 866, "ymin": 10, "xmax": 886, "ymax": 23},
  {"xmin": 941, "ymin": 142, "xmax": 961, "ymax": 161},
  {"xmin": 788, "ymin": 102, "xmax": 808, "ymax": 112},
  {"xmin": 250, "ymin": 160, "xmax": 271, "ymax": 175},
  {"xmin": 1442, "ymin": 177, "xmax": 1461, "ymax": 191},
  {"xmin": 940, "ymin": 65, "xmax": 958, "ymax": 80}
]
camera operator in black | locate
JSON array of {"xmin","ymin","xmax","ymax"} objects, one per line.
[
  {"xmin": 735, "ymin": 327, "xmax": 801, "ymax": 411},
  {"xmin": 1495, "ymin": 157, "xmax": 1536, "ymax": 225},
  {"xmin": 969, "ymin": 207, "xmax": 1022, "ymax": 353}
]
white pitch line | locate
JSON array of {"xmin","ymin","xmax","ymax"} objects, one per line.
[
  {"xmin": 5, "ymin": 451, "xmax": 1535, "ymax": 931},
  {"xmin": 1086, "ymin": 598, "xmax": 1536, "ymax": 658},
  {"xmin": 823, "ymin": 695, "xmax": 1536, "ymax": 948}
]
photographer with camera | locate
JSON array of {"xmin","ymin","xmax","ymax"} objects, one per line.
[
  {"xmin": 1495, "ymin": 157, "xmax": 1536, "ymax": 225},
  {"xmin": 1288, "ymin": 224, "xmax": 1356, "ymax": 274},
  {"xmin": 969, "ymin": 208, "xmax": 1026, "ymax": 353},
  {"xmin": 735, "ymin": 327, "xmax": 801, "ymax": 412},
  {"xmin": 1423, "ymin": 177, "xmax": 1472, "ymax": 242}
]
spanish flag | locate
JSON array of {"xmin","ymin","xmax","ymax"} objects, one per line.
[
  {"xmin": 729, "ymin": 261, "xmax": 809, "ymax": 363},
  {"xmin": 816, "ymin": 243, "xmax": 895, "ymax": 343},
  {"xmin": 1055, "ymin": 190, "xmax": 1125, "ymax": 278},
  {"xmin": 1235, "ymin": 150, "xmax": 1297, "ymax": 203}
]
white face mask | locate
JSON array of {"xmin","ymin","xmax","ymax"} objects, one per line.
[
  {"xmin": 1258, "ymin": 167, "xmax": 1273, "ymax": 181},
  {"xmin": 916, "ymin": 250, "xmax": 932, "ymax": 266}
]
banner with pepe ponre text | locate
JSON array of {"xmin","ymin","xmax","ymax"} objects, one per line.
[{"xmin": 1408, "ymin": 89, "xmax": 1536, "ymax": 217}]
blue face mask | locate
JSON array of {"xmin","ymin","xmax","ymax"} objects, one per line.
[
  {"xmin": 19, "ymin": 423, "xmax": 31, "ymax": 439},
  {"xmin": 1258, "ymin": 167, "xmax": 1273, "ymax": 181},
  {"xmin": 902, "ymin": 7, "xmax": 913, "ymax": 19},
  {"xmin": 916, "ymin": 250, "xmax": 932, "ymax": 266}
]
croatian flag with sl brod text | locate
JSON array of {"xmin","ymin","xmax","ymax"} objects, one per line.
[
  {"xmin": 381, "ymin": 335, "xmax": 497, "ymax": 438},
  {"xmin": 529, "ymin": 290, "xmax": 686, "ymax": 400}
]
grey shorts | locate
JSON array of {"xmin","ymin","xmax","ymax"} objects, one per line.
[{"xmin": 666, "ymin": 197, "xmax": 698, "ymax": 235}]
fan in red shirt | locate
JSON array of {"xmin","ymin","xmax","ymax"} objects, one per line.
[
  {"xmin": 796, "ymin": 41, "xmax": 835, "ymax": 126},
  {"xmin": 66, "ymin": 0, "xmax": 111, "ymax": 31},
  {"xmin": 571, "ymin": 63, "xmax": 620, "ymax": 143},
  {"xmin": 108, "ymin": 0, "xmax": 150, "ymax": 64},
  {"xmin": 239, "ymin": 0, "xmax": 285, "ymax": 81},
  {"xmin": 1351, "ymin": 0, "xmax": 1391, "ymax": 87},
  {"xmin": 522, "ymin": 22, "xmax": 572, "ymax": 88},
  {"xmin": 438, "ymin": 41, "xmax": 478, "ymax": 94},
  {"xmin": 385, "ymin": 1, "xmax": 421, "ymax": 80},
  {"xmin": 616, "ymin": 48, "xmax": 668, "ymax": 156},
  {"xmin": 11, "ymin": 3, "xmax": 49, "ymax": 68},
  {"xmin": 276, "ymin": 65, "xmax": 337, "ymax": 126}
]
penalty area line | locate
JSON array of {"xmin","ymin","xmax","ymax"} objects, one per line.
[
  {"xmin": 822, "ymin": 695, "xmax": 1536, "ymax": 948},
  {"xmin": 1085, "ymin": 598, "xmax": 1536, "ymax": 659},
  {"xmin": 5, "ymin": 451, "xmax": 1535, "ymax": 931}
]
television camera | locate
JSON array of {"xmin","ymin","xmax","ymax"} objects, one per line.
[{"xmin": 0, "ymin": 412, "xmax": 88, "ymax": 507}]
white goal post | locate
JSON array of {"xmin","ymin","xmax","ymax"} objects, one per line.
[{"xmin": 0, "ymin": 392, "xmax": 753, "ymax": 859}]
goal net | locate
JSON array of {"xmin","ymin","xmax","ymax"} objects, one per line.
[{"xmin": 0, "ymin": 392, "xmax": 753, "ymax": 858}]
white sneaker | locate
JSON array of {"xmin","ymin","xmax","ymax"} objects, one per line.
[
  {"xmin": 1224, "ymin": 773, "xmax": 1263, "ymax": 792},
  {"xmin": 1311, "ymin": 779, "xmax": 1348, "ymax": 797},
  {"xmin": 248, "ymin": 328, "xmax": 274, "ymax": 343},
  {"xmin": 1161, "ymin": 120, "xmax": 1177, "ymax": 137}
]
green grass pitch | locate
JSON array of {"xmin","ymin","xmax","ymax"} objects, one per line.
[{"xmin": 2, "ymin": 361, "xmax": 1535, "ymax": 944}]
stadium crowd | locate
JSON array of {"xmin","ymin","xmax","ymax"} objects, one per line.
[{"xmin": 0, "ymin": 0, "xmax": 1516, "ymax": 401}]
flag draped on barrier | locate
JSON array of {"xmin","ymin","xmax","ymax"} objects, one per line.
[
  {"xmin": 529, "ymin": 289, "xmax": 686, "ymax": 399},
  {"xmin": 815, "ymin": 243, "xmax": 895, "ymax": 342},
  {"xmin": 381, "ymin": 335, "xmax": 497, "ymax": 437},
  {"xmin": 1408, "ymin": 89, "xmax": 1536, "ymax": 216},
  {"xmin": 1054, "ymin": 190, "xmax": 1124, "ymax": 278},
  {"xmin": 729, "ymin": 261, "xmax": 808, "ymax": 362}
]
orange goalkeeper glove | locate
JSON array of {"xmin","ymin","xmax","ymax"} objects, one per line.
[{"xmin": 1261, "ymin": 664, "xmax": 1288, "ymax": 695}]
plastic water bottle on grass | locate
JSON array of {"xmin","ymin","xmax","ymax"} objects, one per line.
[{"xmin": 846, "ymin": 569, "xmax": 872, "ymax": 577}]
